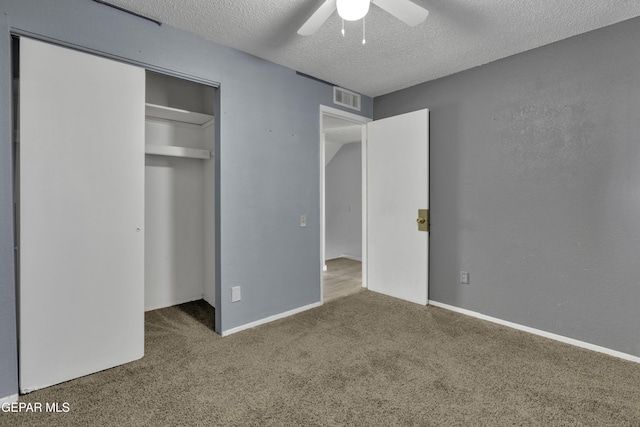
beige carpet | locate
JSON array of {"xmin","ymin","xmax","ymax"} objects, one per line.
[{"xmin": 4, "ymin": 291, "xmax": 640, "ymax": 426}]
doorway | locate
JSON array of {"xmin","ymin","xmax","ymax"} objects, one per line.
[{"xmin": 320, "ymin": 106, "xmax": 370, "ymax": 303}]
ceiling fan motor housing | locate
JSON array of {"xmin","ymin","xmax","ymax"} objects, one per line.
[{"xmin": 337, "ymin": 0, "xmax": 371, "ymax": 21}]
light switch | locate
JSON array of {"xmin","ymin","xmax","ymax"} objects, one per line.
[
  {"xmin": 299, "ymin": 215, "xmax": 307, "ymax": 227},
  {"xmin": 231, "ymin": 286, "xmax": 241, "ymax": 302}
]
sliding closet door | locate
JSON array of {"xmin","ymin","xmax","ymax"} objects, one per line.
[{"xmin": 19, "ymin": 37, "xmax": 145, "ymax": 392}]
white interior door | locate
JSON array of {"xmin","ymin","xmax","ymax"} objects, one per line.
[
  {"xmin": 367, "ymin": 109, "xmax": 429, "ymax": 304},
  {"xmin": 19, "ymin": 38, "xmax": 145, "ymax": 392}
]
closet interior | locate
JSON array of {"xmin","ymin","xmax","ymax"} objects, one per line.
[{"xmin": 144, "ymin": 71, "xmax": 217, "ymax": 312}]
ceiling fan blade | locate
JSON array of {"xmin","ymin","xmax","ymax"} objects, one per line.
[
  {"xmin": 372, "ymin": 0, "xmax": 429, "ymax": 26},
  {"xmin": 298, "ymin": 0, "xmax": 338, "ymax": 36}
]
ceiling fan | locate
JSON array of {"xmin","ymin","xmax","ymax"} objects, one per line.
[{"xmin": 298, "ymin": 0, "xmax": 429, "ymax": 36}]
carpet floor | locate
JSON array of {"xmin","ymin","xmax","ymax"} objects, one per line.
[{"xmin": 3, "ymin": 291, "xmax": 640, "ymax": 426}]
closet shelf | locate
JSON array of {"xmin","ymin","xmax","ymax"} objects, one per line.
[
  {"xmin": 145, "ymin": 103, "xmax": 214, "ymax": 127},
  {"xmin": 145, "ymin": 145, "xmax": 212, "ymax": 160}
]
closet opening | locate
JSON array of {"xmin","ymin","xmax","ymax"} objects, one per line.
[
  {"xmin": 13, "ymin": 36, "xmax": 220, "ymax": 393},
  {"xmin": 144, "ymin": 71, "xmax": 217, "ymax": 329}
]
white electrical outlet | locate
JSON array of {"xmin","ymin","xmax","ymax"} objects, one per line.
[
  {"xmin": 299, "ymin": 215, "xmax": 307, "ymax": 227},
  {"xmin": 460, "ymin": 271, "xmax": 470, "ymax": 285},
  {"xmin": 231, "ymin": 286, "xmax": 241, "ymax": 302}
]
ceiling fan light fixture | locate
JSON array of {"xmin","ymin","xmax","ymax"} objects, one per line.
[{"xmin": 336, "ymin": 0, "xmax": 370, "ymax": 21}]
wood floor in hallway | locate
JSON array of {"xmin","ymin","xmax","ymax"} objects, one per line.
[{"xmin": 323, "ymin": 257, "xmax": 362, "ymax": 303}]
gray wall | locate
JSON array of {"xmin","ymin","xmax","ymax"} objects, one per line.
[
  {"xmin": 325, "ymin": 142, "xmax": 362, "ymax": 260},
  {"xmin": 0, "ymin": 0, "xmax": 372, "ymax": 398},
  {"xmin": 375, "ymin": 17, "xmax": 640, "ymax": 357}
]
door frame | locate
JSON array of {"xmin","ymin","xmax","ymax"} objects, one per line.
[{"xmin": 319, "ymin": 105, "xmax": 371, "ymax": 304}]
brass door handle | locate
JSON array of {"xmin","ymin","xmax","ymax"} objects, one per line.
[{"xmin": 417, "ymin": 209, "xmax": 429, "ymax": 232}]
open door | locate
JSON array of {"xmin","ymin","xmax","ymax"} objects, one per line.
[
  {"xmin": 367, "ymin": 109, "xmax": 429, "ymax": 304},
  {"xmin": 18, "ymin": 38, "xmax": 145, "ymax": 392}
]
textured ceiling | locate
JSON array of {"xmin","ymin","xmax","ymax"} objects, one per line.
[{"xmin": 102, "ymin": 0, "xmax": 640, "ymax": 97}]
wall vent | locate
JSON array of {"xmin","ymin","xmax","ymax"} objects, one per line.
[{"xmin": 333, "ymin": 87, "xmax": 361, "ymax": 111}]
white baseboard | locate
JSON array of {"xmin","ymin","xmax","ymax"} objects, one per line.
[
  {"xmin": 339, "ymin": 254, "xmax": 362, "ymax": 262},
  {"xmin": 0, "ymin": 394, "xmax": 18, "ymax": 405},
  {"xmin": 429, "ymin": 300, "xmax": 640, "ymax": 364},
  {"xmin": 221, "ymin": 301, "xmax": 322, "ymax": 337}
]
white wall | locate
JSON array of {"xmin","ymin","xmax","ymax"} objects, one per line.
[
  {"xmin": 144, "ymin": 119, "xmax": 207, "ymax": 311},
  {"xmin": 325, "ymin": 142, "xmax": 362, "ymax": 260},
  {"xmin": 325, "ymin": 141, "xmax": 342, "ymax": 166}
]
